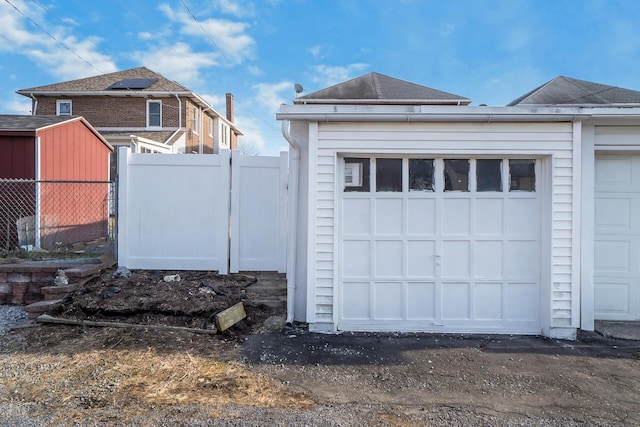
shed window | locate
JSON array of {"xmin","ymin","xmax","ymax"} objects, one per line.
[
  {"xmin": 477, "ymin": 159, "xmax": 502, "ymax": 192},
  {"xmin": 147, "ymin": 100, "xmax": 162, "ymax": 128},
  {"xmin": 376, "ymin": 158, "xmax": 402, "ymax": 192},
  {"xmin": 344, "ymin": 158, "xmax": 370, "ymax": 192},
  {"xmin": 509, "ymin": 159, "xmax": 536, "ymax": 191},
  {"xmin": 409, "ymin": 159, "xmax": 434, "ymax": 191},
  {"xmin": 444, "ymin": 159, "xmax": 469, "ymax": 191},
  {"xmin": 56, "ymin": 100, "xmax": 72, "ymax": 116}
]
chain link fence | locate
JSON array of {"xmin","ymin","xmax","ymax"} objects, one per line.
[{"xmin": 0, "ymin": 179, "xmax": 116, "ymax": 252}]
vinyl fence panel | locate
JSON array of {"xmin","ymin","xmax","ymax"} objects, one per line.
[
  {"xmin": 118, "ymin": 147, "xmax": 231, "ymax": 273},
  {"xmin": 230, "ymin": 151, "xmax": 288, "ymax": 273}
]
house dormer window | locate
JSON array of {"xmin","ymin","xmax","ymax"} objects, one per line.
[
  {"xmin": 56, "ymin": 100, "xmax": 72, "ymax": 116},
  {"xmin": 147, "ymin": 100, "xmax": 162, "ymax": 128}
]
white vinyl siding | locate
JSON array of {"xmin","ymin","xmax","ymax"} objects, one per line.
[{"xmin": 308, "ymin": 121, "xmax": 574, "ymax": 333}]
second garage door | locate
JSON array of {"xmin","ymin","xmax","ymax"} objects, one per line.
[
  {"xmin": 594, "ymin": 154, "xmax": 640, "ymax": 321},
  {"xmin": 339, "ymin": 157, "xmax": 542, "ymax": 334}
]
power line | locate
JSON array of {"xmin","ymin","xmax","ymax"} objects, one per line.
[
  {"xmin": 178, "ymin": 0, "xmax": 229, "ymax": 62},
  {"xmin": 5, "ymin": 0, "xmax": 104, "ymax": 75},
  {"xmin": 29, "ymin": 0, "xmax": 109, "ymax": 57}
]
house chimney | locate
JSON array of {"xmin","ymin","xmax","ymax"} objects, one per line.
[{"xmin": 225, "ymin": 93, "xmax": 234, "ymax": 122}]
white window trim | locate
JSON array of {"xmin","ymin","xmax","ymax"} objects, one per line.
[
  {"xmin": 146, "ymin": 100, "xmax": 162, "ymax": 129},
  {"xmin": 192, "ymin": 106, "xmax": 200, "ymax": 135},
  {"xmin": 56, "ymin": 100, "xmax": 72, "ymax": 116},
  {"xmin": 208, "ymin": 117, "xmax": 213, "ymax": 137}
]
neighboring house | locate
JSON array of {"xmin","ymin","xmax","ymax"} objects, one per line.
[
  {"xmin": 0, "ymin": 115, "xmax": 113, "ymax": 249},
  {"xmin": 17, "ymin": 67, "xmax": 242, "ymax": 178},
  {"xmin": 277, "ymin": 72, "xmax": 640, "ymax": 339}
]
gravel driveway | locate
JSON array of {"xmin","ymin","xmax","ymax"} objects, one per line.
[{"xmin": 2, "ymin": 305, "xmax": 640, "ymax": 426}]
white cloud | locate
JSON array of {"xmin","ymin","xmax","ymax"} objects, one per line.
[
  {"xmin": 215, "ymin": 0, "xmax": 255, "ymax": 17},
  {"xmin": 309, "ymin": 44, "xmax": 326, "ymax": 60},
  {"xmin": 3, "ymin": 94, "xmax": 32, "ymax": 114},
  {"xmin": 246, "ymin": 65, "xmax": 262, "ymax": 76},
  {"xmin": 234, "ymin": 114, "xmax": 266, "ymax": 154},
  {"xmin": 198, "ymin": 93, "xmax": 227, "ymax": 112},
  {"xmin": 308, "ymin": 63, "xmax": 369, "ymax": 88},
  {"xmin": 159, "ymin": 3, "xmax": 255, "ymax": 64},
  {"xmin": 253, "ymin": 81, "xmax": 294, "ymax": 111},
  {"xmin": 0, "ymin": 0, "xmax": 117, "ymax": 79},
  {"xmin": 132, "ymin": 42, "xmax": 218, "ymax": 85}
]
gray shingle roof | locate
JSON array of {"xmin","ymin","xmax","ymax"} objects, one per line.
[
  {"xmin": 0, "ymin": 114, "xmax": 77, "ymax": 131},
  {"xmin": 295, "ymin": 72, "xmax": 471, "ymax": 105},
  {"xmin": 508, "ymin": 76, "xmax": 640, "ymax": 106},
  {"xmin": 17, "ymin": 67, "xmax": 189, "ymax": 93}
]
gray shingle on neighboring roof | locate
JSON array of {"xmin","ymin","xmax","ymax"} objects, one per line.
[
  {"xmin": 0, "ymin": 114, "xmax": 76, "ymax": 131},
  {"xmin": 508, "ymin": 76, "xmax": 640, "ymax": 106},
  {"xmin": 295, "ymin": 72, "xmax": 471, "ymax": 105},
  {"xmin": 17, "ymin": 67, "xmax": 189, "ymax": 93}
]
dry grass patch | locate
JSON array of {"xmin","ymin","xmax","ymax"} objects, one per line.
[{"xmin": 0, "ymin": 328, "xmax": 313, "ymax": 425}]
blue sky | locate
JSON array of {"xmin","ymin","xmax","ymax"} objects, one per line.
[{"xmin": 1, "ymin": 0, "xmax": 639, "ymax": 155}]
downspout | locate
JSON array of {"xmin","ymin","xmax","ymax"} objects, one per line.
[
  {"xmin": 282, "ymin": 120, "xmax": 300, "ymax": 325},
  {"xmin": 129, "ymin": 135, "xmax": 138, "ymax": 153},
  {"xmin": 198, "ymin": 106, "xmax": 203, "ymax": 154},
  {"xmin": 30, "ymin": 93, "xmax": 38, "ymax": 115},
  {"xmin": 174, "ymin": 94, "xmax": 182, "ymax": 129}
]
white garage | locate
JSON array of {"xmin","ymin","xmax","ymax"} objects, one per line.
[
  {"xmin": 278, "ymin": 72, "xmax": 640, "ymax": 340},
  {"xmin": 339, "ymin": 156, "xmax": 542, "ymax": 333}
]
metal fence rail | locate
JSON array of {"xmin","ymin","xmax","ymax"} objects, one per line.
[{"xmin": 0, "ymin": 179, "xmax": 116, "ymax": 251}]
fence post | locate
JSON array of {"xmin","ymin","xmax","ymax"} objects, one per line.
[
  {"xmin": 34, "ymin": 136, "xmax": 41, "ymax": 249},
  {"xmin": 116, "ymin": 146, "xmax": 130, "ymax": 268},
  {"xmin": 218, "ymin": 150, "xmax": 231, "ymax": 275}
]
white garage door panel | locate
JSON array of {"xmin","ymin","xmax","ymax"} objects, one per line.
[
  {"xmin": 339, "ymin": 157, "xmax": 542, "ymax": 333},
  {"xmin": 595, "ymin": 155, "xmax": 640, "ymax": 320},
  {"xmin": 407, "ymin": 282, "xmax": 436, "ymax": 320}
]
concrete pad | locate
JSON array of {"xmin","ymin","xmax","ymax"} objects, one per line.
[{"xmin": 595, "ymin": 320, "xmax": 640, "ymax": 340}]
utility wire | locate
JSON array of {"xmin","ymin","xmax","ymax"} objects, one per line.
[
  {"xmin": 29, "ymin": 0, "xmax": 109, "ymax": 57},
  {"xmin": 5, "ymin": 0, "xmax": 104, "ymax": 75},
  {"xmin": 178, "ymin": 0, "xmax": 229, "ymax": 62}
]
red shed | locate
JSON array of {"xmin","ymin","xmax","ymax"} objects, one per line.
[{"xmin": 0, "ymin": 115, "xmax": 113, "ymax": 250}]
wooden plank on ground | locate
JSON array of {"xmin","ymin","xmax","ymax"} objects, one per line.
[
  {"xmin": 215, "ymin": 302, "xmax": 246, "ymax": 332},
  {"xmin": 37, "ymin": 314, "xmax": 218, "ymax": 335}
]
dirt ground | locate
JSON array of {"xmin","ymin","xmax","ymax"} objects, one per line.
[{"xmin": 1, "ymin": 267, "xmax": 640, "ymax": 426}]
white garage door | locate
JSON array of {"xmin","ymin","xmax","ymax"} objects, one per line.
[
  {"xmin": 594, "ymin": 155, "xmax": 640, "ymax": 320},
  {"xmin": 339, "ymin": 157, "xmax": 541, "ymax": 334}
]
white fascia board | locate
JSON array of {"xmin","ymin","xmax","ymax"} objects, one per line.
[
  {"xmin": 17, "ymin": 90, "xmax": 193, "ymax": 97},
  {"xmin": 277, "ymin": 104, "xmax": 591, "ymax": 122},
  {"xmin": 293, "ymin": 98, "xmax": 472, "ymax": 106},
  {"xmin": 132, "ymin": 136, "xmax": 172, "ymax": 151}
]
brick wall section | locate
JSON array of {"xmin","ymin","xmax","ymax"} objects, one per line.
[
  {"xmin": 0, "ymin": 262, "xmax": 102, "ymax": 305},
  {"xmin": 36, "ymin": 96, "xmax": 182, "ymax": 128},
  {"xmin": 184, "ymin": 100, "xmax": 215, "ymax": 154}
]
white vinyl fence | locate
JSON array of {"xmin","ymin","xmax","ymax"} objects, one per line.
[{"xmin": 117, "ymin": 147, "xmax": 287, "ymax": 274}]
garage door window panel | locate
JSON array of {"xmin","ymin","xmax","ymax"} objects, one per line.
[
  {"xmin": 409, "ymin": 159, "xmax": 435, "ymax": 191},
  {"xmin": 444, "ymin": 159, "xmax": 470, "ymax": 191},
  {"xmin": 477, "ymin": 159, "xmax": 503, "ymax": 192},
  {"xmin": 376, "ymin": 158, "xmax": 402, "ymax": 192},
  {"xmin": 509, "ymin": 159, "xmax": 536, "ymax": 191},
  {"xmin": 344, "ymin": 158, "xmax": 370, "ymax": 192}
]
